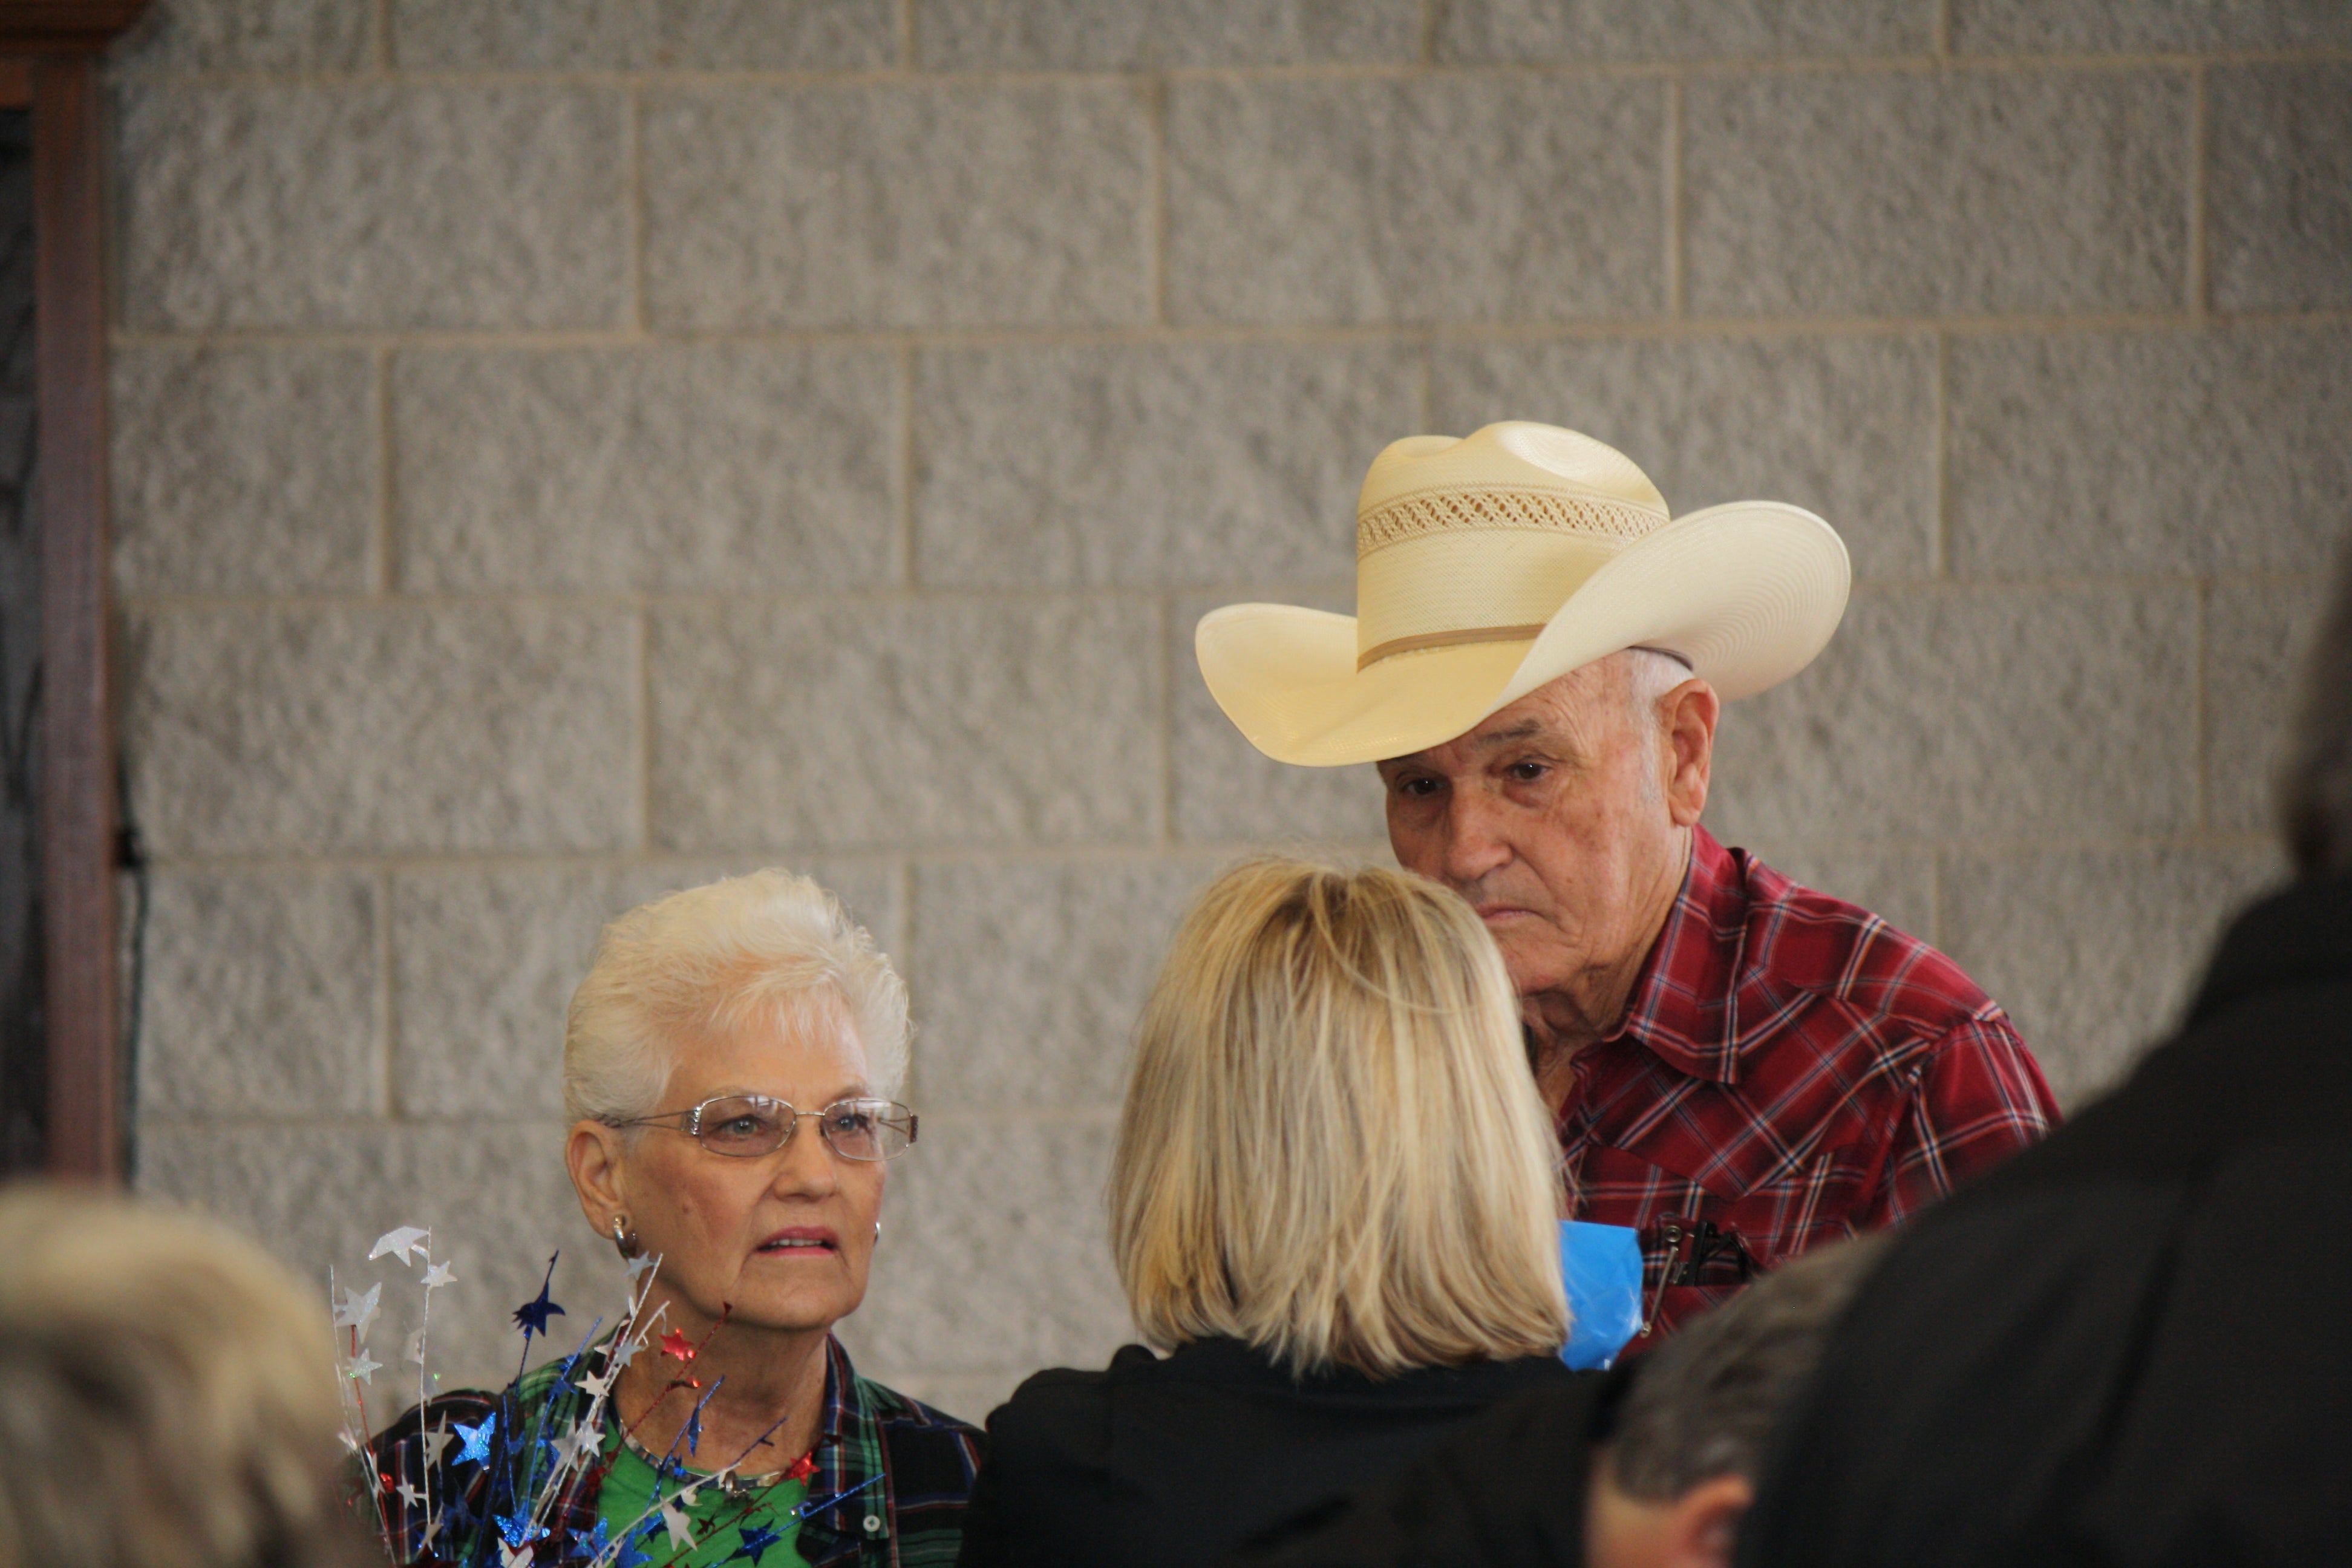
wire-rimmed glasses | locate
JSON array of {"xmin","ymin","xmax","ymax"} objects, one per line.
[{"xmin": 613, "ymin": 1094, "xmax": 918, "ymax": 1161}]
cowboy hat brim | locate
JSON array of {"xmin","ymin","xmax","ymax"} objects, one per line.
[{"xmin": 1196, "ymin": 501, "xmax": 1851, "ymax": 767}]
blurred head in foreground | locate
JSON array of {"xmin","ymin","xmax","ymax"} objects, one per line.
[
  {"xmin": 1586, "ymin": 1234, "xmax": 1887, "ymax": 1568},
  {"xmin": 1113, "ymin": 856, "xmax": 1568, "ymax": 1376},
  {"xmin": 0, "ymin": 1183, "xmax": 358, "ymax": 1568}
]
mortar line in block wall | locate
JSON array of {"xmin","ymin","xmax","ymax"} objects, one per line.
[
  {"xmin": 1145, "ymin": 73, "xmax": 1169, "ymax": 328},
  {"xmin": 373, "ymin": 345, "xmax": 396, "ymax": 593},
  {"xmin": 375, "ymin": 868, "xmax": 396, "ymax": 1115},
  {"xmin": 1924, "ymin": 848, "xmax": 1945, "ymax": 950},
  {"xmin": 1662, "ymin": 75, "xmax": 1685, "ymax": 317},
  {"xmin": 136, "ymin": 838, "xmax": 1418, "ymax": 877},
  {"xmin": 1417, "ymin": 0, "xmax": 1440, "ymax": 64},
  {"xmin": 634, "ymin": 604, "xmax": 653, "ymax": 851},
  {"xmin": 2186, "ymin": 62, "xmax": 2210, "ymax": 319},
  {"xmin": 112, "ymin": 570, "xmax": 2236, "ymax": 618},
  {"xmin": 1930, "ymin": 331, "xmax": 1951, "ymax": 578},
  {"xmin": 1154, "ymin": 596, "xmax": 1175, "ymax": 849},
  {"xmin": 132, "ymin": 829, "xmax": 2281, "ymax": 881},
  {"xmin": 893, "ymin": 341, "xmax": 916, "ymax": 586},
  {"xmin": 626, "ymin": 87, "xmax": 648, "ymax": 335},
  {"xmin": 2191, "ymin": 577, "xmax": 2210, "ymax": 832},
  {"xmin": 108, "ymin": 309, "xmax": 2352, "ymax": 358},
  {"xmin": 118, "ymin": 49, "xmax": 2352, "ymax": 91}
]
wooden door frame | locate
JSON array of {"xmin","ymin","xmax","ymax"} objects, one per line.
[{"xmin": 2, "ymin": 0, "xmax": 151, "ymax": 1180}]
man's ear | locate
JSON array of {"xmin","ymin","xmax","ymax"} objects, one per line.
[
  {"xmin": 1661, "ymin": 678, "xmax": 1719, "ymax": 827},
  {"xmin": 566, "ymin": 1120, "xmax": 632, "ymax": 1235},
  {"xmin": 1660, "ymin": 1473, "xmax": 1752, "ymax": 1568}
]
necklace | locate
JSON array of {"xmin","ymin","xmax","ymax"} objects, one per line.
[{"xmin": 611, "ymin": 1408, "xmax": 818, "ymax": 1498}]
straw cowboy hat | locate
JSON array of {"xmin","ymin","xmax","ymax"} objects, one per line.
[{"xmin": 1195, "ymin": 421, "xmax": 1851, "ymax": 767}]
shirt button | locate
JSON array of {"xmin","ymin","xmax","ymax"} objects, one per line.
[{"xmin": 862, "ymin": 1515, "xmax": 883, "ymax": 1535}]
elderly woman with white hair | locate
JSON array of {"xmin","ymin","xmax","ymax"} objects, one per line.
[{"xmin": 377, "ymin": 869, "xmax": 981, "ymax": 1568}]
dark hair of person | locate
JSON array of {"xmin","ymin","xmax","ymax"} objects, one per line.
[{"xmin": 1607, "ymin": 1234, "xmax": 1887, "ymax": 1501}]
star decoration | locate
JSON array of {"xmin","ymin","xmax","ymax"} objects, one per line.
[
  {"xmin": 731, "ymin": 1523, "xmax": 783, "ymax": 1564},
  {"xmin": 404, "ymin": 1328, "xmax": 429, "ymax": 1367},
  {"xmin": 575, "ymin": 1517, "xmax": 611, "ymax": 1561},
  {"xmin": 368, "ymin": 1226, "xmax": 431, "ymax": 1266},
  {"xmin": 421, "ymin": 1259, "xmax": 458, "ymax": 1290},
  {"xmin": 420, "ymin": 1426, "xmax": 455, "ymax": 1465},
  {"xmin": 337, "ymin": 1431, "xmax": 361, "ymax": 1455},
  {"xmin": 577, "ymin": 1365, "xmax": 617, "ymax": 1399},
  {"xmin": 333, "ymin": 1282, "xmax": 382, "ymax": 1339},
  {"xmin": 786, "ymin": 1451, "xmax": 817, "ymax": 1484},
  {"xmin": 658, "ymin": 1497, "xmax": 696, "ymax": 1551},
  {"xmin": 496, "ymin": 1512, "xmax": 548, "ymax": 1549},
  {"xmin": 659, "ymin": 1328, "xmax": 696, "ymax": 1363},
  {"xmin": 396, "ymin": 1480, "xmax": 424, "ymax": 1509},
  {"xmin": 612, "ymin": 1527, "xmax": 655, "ymax": 1568},
  {"xmin": 500, "ymin": 1544, "xmax": 533, "ymax": 1568},
  {"xmin": 683, "ymin": 1405, "xmax": 704, "ymax": 1455},
  {"xmin": 345, "ymin": 1351, "xmax": 384, "ymax": 1385},
  {"xmin": 454, "ymin": 1416, "xmax": 496, "ymax": 1467},
  {"xmin": 624, "ymin": 1252, "xmax": 659, "ymax": 1284},
  {"xmin": 609, "ymin": 1336, "xmax": 644, "ymax": 1371},
  {"xmin": 512, "ymin": 1255, "xmax": 567, "ymax": 1337},
  {"xmin": 552, "ymin": 1420, "xmax": 598, "ymax": 1469}
]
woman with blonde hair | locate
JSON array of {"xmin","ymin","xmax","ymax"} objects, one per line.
[{"xmin": 956, "ymin": 858, "xmax": 1575, "ymax": 1568}]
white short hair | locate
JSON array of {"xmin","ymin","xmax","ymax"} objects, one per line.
[{"xmin": 563, "ymin": 869, "xmax": 910, "ymax": 1125}]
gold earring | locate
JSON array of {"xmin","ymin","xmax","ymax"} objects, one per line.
[{"xmin": 611, "ymin": 1214, "xmax": 641, "ymax": 1259}]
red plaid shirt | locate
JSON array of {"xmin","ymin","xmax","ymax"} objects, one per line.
[{"xmin": 1564, "ymin": 827, "xmax": 2058, "ymax": 1348}]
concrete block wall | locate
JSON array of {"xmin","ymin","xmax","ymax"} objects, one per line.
[{"xmin": 111, "ymin": 1, "xmax": 2350, "ymax": 1418}]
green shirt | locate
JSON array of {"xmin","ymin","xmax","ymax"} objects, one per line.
[{"xmin": 595, "ymin": 1428, "xmax": 811, "ymax": 1568}]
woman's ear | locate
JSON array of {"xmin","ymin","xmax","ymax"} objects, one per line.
[{"xmin": 566, "ymin": 1120, "xmax": 630, "ymax": 1233}]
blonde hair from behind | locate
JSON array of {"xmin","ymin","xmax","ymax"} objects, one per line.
[
  {"xmin": 565, "ymin": 867, "xmax": 910, "ymax": 1126},
  {"xmin": 0, "ymin": 1183, "xmax": 361, "ymax": 1568},
  {"xmin": 1111, "ymin": 858, "xmax": 1569, "ymax": 1379}
]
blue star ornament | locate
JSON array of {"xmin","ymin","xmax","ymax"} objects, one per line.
[
  {"xmin": 731, "ymin": 1523, "xmax": 784, "ymax": 1565},
  {"xmin": 611, "ymin": 1526, "xmax": 656, "ymax": 1568},
  {"xmin": 570, "ymin": 1517, "xmax": 611, "ymax": 1561},
  {"xmin": 454, "ymin": 1415, "xmax": 497, "ymax": 1467},
  {"xmin": 495, "ymin": 1512, "xmax": 549, "ymax": 1549},
  {"xmin": 512, "ymin": 1253, "xmax": 567, "ymax": 1337}
]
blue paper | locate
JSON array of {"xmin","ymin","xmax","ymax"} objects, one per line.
[{"xmin": 1558, "ymin": 1220, "xmax": 1644, "ymax": 1370}]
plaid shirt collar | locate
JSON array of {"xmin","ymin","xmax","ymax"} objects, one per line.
[
  {"xmin": 1604, "ymin": 825, "xmax": 1753, "ymax": 1086},
  {"xmin": 796, "ymin": 1334, "xmax": 890, "ymax": 1553}
]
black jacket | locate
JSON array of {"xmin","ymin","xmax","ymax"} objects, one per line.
[
  {"xmin": 1737, "ymin": 872, "xmax": 2352, "ymax": 1568},
  {"xmin": 1221, "ymin": 1367, "xmax": 1631, "ymax": 1568},
  {"xmin": 955, "ymin": 1337, "xmax": 1579, "ymax": 1568}
]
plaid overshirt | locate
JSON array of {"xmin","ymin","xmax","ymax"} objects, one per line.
[
  {"xmin": 372, "ymin": 1334, "xmax": 981, "ymax": 1567},
  {"xmin": 1567, "ymin": 827, "xmax": 2059, "ymax": 1348}
]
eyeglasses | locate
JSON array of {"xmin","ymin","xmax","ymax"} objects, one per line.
[{"xmin": 612, "ymin": 1095, "xmax": 918, "ymax": 1162}]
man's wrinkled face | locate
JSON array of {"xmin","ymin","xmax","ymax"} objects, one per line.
[{"xmin": 1378, "ymin": 657, "xmax": 1690, "ymax": 1009}]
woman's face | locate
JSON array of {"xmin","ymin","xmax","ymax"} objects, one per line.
[{"xmin": 618, "ymin": 1009, "xmax": 887, "ymax": 1339}]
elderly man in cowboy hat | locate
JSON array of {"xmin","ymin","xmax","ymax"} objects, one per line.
[{"xmin": 1197, "ymin": 422, "xmax": 2057, "ymax": 1347}]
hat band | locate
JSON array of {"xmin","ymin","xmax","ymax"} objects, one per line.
[{"xmin": 1358, "ymin": 622, "xmax": 1546, "ymax": 671}]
